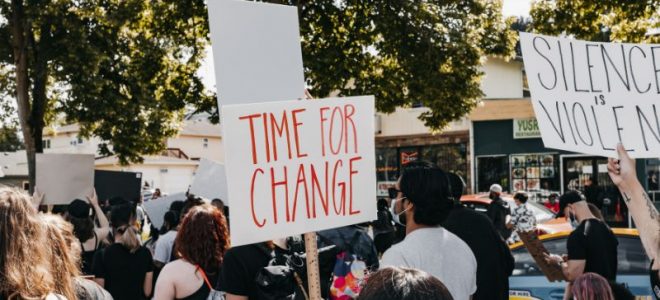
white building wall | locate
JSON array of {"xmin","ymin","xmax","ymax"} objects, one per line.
[
  {"xmin": 376, "ymin": 107, "xmax": 469, "ymax": 137},
  {"xmin": 479, "ymin": 57, "xmax": 524, "ymax": 99},
  {"xmin": 166, "ymin": 136, "xmax": 224, "ymax": 162},
  {"xmin": 43, "ymin": 133, "xmax": 101, "ymax": 155}
]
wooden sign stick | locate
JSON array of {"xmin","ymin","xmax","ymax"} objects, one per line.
[{"xmin": 304, "ymin": 231, "xmax": 322, "ymax": 300}]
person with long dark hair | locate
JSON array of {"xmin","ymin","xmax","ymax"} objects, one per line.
[
  {"xmin": 153, "ymin": 204, "xmax": 230, "ymax": 300},
  {"xmin": 93, "ymin": 204, "xmax": 154, "ymax": 300},
  {"xmin": 65, "ymin": 189, "xmax": 110, "ymax": 275}
]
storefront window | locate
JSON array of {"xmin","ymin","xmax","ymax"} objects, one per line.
[
  {"xmin": 422, "ymin": 144, "xmax": 468, "ymax": 179},
  {"xmin": 510, "ymin": 153, "xmax": 560, "ymax": 201},
  {"xmin": 647, "ymin": 159, "xmax": 659, "ymax": 201},
  {"xmin": 376, "ymin": 148, "xmax": 399, "ymax": 197},
  {"xmin": 476, "ymin": 156, "xmax": 509, "ymax": 193}
]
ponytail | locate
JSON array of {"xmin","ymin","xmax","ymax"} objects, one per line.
[{"xmin": 117, "ymin": 225, "xmax": 141, "ymax": 253}]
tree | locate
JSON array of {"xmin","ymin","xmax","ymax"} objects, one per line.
[
  {"xmin": 530, "ymin": 0, "xmax": 660, "ymax": 43},
  {"xmin": 0, "ymin": 125, "xmax": 22, "ymax": 152},
  {"xmin": 265, "ymin": 0, "xmax": 517, "ymax": 129},
  {"xmin": 0, "ymin": 0, "xmax": 213, "ymax": 190}
]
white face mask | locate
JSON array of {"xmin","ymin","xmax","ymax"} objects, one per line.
[{"xmin": 390, "ymin": 198, "xmax": 410, "ymax": 226}]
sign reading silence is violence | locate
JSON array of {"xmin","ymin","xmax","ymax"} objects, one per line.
[
  {"xmin": 222, "ymin": 96, "xmax": 376, "ymax": 246},
  {"xmin": 520, "ymin": 32, "xmax": 659, "ymax": 158}
]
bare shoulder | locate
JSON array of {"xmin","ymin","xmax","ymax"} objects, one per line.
[{"xmin": 161, "ymin": 259, "xmax": 198, "ymax": 277}]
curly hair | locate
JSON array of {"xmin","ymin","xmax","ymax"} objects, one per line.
[
  {"xmin": 41, "ymin": 214, "xmax": 81, "ymax": 300},
  {"xmin": 175, "ymin": 204, "xmax": 230, "ymax": 272},
  {"xmin": 0, "ymin": 188, "xmax": 55, "ymax": 299},
  {"xmin": 399, "ymin": 161, "xmax": 454, "ymax": 226}
]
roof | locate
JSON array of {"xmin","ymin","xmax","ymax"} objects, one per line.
[
  {"xmin": 44, "ymin": 119, "xmax": 221, "ymax": 138},
  {"xmin": 95, "ymin": 155, "xmax": 200, "ymax": 167},
  {"xmin": 177, "ymin": 119, "xmax": 221, "ymax": 138},
  {"xmin": 0, "ymin": 151, "xmax": 28, "ymax": 177}
]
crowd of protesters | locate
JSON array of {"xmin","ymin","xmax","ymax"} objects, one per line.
[{"xmin": 0, "ymin": 143, "xmax": 658, "ymax": 299}]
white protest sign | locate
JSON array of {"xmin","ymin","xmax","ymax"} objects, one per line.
[
  {"xmin": 520, "ymin": 32, "xmax": 660, "ymax": 158},
  {"xmin": 222, "ymin": 96, "xmax": 377, "ymax": 246},
  {"xmin": 189, "ymin": 158, "xmax": 228, "ymax": 202},
  {"xmin": 36, "ymin": 153, "xmax": 94, "ymax": 205},
  {"xmin": 207, "ymin": 0, "xmax": 305, "ymax": 106},
  {"xmin": 143, "ymin": 192, "xmax": 186, "ymax": 228}
]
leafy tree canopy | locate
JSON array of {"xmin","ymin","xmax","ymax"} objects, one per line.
[
  {"xmin": 530, "ymin": 0, "xmax": 660, "ymax": 43},
  {"xmin": 267, "ymin": 0, "xmax": 517, "ymax": 130}
]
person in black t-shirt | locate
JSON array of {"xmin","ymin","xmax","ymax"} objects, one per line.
[
  {"xmin": 443, "ymin": 173, "xmax": 514, "ymax": 300},
  {"xmin": 93, "ymin": 204, "xmax": 154, "ymax": 300},
  {"xmin": 545, "ymin": 190, "xmax": 618, "ymax": 299}
]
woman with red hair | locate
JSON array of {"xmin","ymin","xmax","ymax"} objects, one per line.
[{"xmin": 154, "ymin": 204, "xmax": 230, "ymax": 300}]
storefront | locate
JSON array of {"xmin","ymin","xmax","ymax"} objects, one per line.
[
  {"xmin": 375, "ymin": 132, "xmax": 469, "ymax": 198},
  {"xmin": 473, "ymin": 118, "xmax": 654, "ymax": 225}
]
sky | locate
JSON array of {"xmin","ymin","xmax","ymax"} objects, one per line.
[{"xmin": 502, "ymin": 0, "xmax": 532, "ymax": 18}]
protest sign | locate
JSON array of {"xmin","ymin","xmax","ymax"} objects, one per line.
[
  {"xmin": 36, "ymin": 153, "xmax": 94, "ymax": 205},
  {"xmin": 222, "ymin": 96, "xmax": 377, "ymax": 246},
  {"xmin": 520, "ymin": 32, "xmax": 660, "ymax": 158},
  {"xmin": 188, "ymin": 158, "xmax": 228, "ymax": 202},
  {"xmin": 518, "ymin": 230, "xmax": 566, "ymax": 282},
  {"xmin": 94, "ymin": 170, "xmax": 142, "ymax": 203},
  {"xmin": 143, "ymin": 192, "xmax": 186, "ymax": 228},
  {"xmin": 207, "ymin": 0, "xmax": 305, "ymax": 106}
]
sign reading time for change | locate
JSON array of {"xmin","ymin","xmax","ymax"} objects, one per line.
[
  {"xmin": 222, "ymin": 96, "xmax": 376, "ymax": 246},
  {"xmin": 520, "ymin": 32, "xmax": 660, "ymax": 158}
]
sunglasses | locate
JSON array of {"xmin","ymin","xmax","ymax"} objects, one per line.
[{"xmin": 388, "ymin": 187, "xmax": 401, "ymax": 200}]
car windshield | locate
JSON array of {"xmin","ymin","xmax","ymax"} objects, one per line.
[{"xmin": 511, "ymin": 234, "xmax": 649, "ymax": 276}]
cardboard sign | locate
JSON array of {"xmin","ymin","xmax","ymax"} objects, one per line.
[
  {"xmin": 36, "ymin": 153, "xmax": 94, "ymax": 205},
  {"xmin": 518, "ymin": 230, "xmax": 566, "ymax": 282},
  {"xmin": 188, "ymin": 158, "xmax": 228, "ymax": 202},
  {"xmin": 142, "ymin": 192, "xmax": 186, "ymax": 228},
  {"xmin": 94, "ymin": 170, "xmax": 142, "ymax": 203},
  {"xmin": 222, "ymin": 96, "xmax": 377, "ymax": 246},
  {"xmin": 207, "ymin": 0, "xmax": 305, "ymax": 106},
  {"xmin": 520, "ymin": 32, "xmax": 660, "ymax": 158}
]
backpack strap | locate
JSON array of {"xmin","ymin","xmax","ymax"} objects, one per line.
[{"xmin": 196, "ymin": 265, "xmax": 213, "ymax": 290}]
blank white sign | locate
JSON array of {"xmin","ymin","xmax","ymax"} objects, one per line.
[
  {"xmin": 207, "ymin": 0, "xmax": 306, "ymax": 106},
  {"xmin": 189, "ymin": 158, "xmax": 228, "ymax": 202},
  {"xmin": 36, "ymin": 153, "xmax": 94, "ymax": 205}
]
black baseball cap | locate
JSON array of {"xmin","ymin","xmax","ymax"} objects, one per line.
[
  {"xmin": 67, "ymin": 199, "xmax": 91, "ymax": 218},
  {"xmin": 558, "ymin": 190, "xmax": 585, "ymax": 215}
]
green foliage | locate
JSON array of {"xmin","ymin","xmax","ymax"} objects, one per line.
[
  {"xmin": 530, "ymin": 0, "xmax": 660, "ymax": 43},
  {"xmin": 268, "ymin": 0, "xmax": 517, "ymax": 130},
  {"xmin": 0, "ymin": 125, "xmax": 23, "ymax": 152},
  {"xmin": 0, "ymin": 0, "xmax": 214, "ymax": 164}
]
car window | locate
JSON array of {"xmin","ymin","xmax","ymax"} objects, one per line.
[
  {"xmin": 511, "ymin": 234, "xmax": 650, "ymax": 277},
  {"xmin": 527, "ymin": 202, "xmax": 555, "ymax": 222},
  {"xmin": 617, "ymin": 236, "xmax": 650, "ymax": 274},
  {"xmin": 462, "ymin": 202, "xmax": 489, "ymax": 213}
]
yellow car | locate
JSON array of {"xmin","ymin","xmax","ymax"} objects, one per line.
[{"xmin": 508, "ymin": 228, "xmax": 653, "ymax": 300}]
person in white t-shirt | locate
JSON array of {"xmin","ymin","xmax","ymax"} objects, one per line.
[
  {"xmin": 154, "ymin": 211, "xmax": 179, "ymax": 268},
  {"xmin": 381, "ymin": 161, "xmax": 477, "ymax": 300}
]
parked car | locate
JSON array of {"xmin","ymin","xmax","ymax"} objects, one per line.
[
  {"xmin": 460, "ymin": 193, "xmax": 571, "ymax": 234},
  {"xmin": 508, "ymin": 228, "xmax": 652, "ymax": 299}
]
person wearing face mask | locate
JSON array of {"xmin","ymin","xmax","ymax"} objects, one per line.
[
  {"xmin": 545, "ymin": 190, "xmax": 618, "ymax": 299},
  {"xmin": 381, "ymin": 161, "xmax": 477, "ymax": 300},
  {"xmin": 486, "ymin": 184, "xmax": 512, "ymax": 241}
]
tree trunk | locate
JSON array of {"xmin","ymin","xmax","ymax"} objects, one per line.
[{"xmin": 10, "ymin": 0, "xmax": 35, "ymax": 193}]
